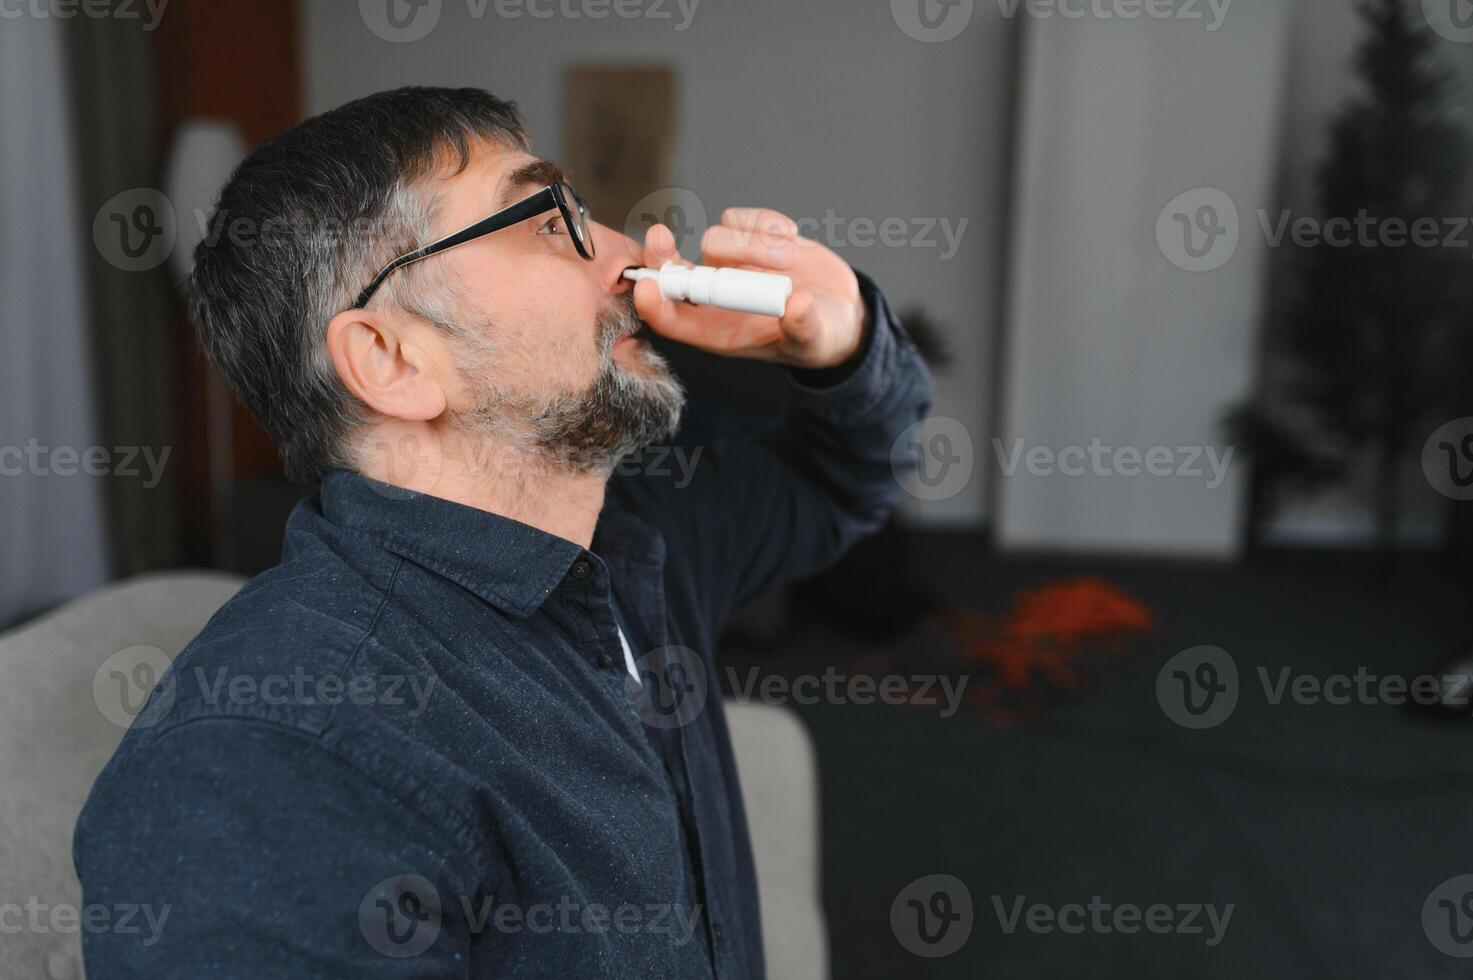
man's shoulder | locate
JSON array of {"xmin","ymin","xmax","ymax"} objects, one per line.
[
  {"xmin": 109, "ymin": 549, "xmax": 397, "ymax": 757},
  {"xmin": 75, "ymin": 550, "xmax": 431, "ymax": 856}
]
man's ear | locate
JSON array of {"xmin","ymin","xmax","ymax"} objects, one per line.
[{"xmin": 325, "ymin": 307, "xmax": 449, "ymax": 422}]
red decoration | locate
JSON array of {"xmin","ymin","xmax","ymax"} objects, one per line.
[{"xmin": 938, "ymin": 577, "xmax": 1156, "ymax": 726}]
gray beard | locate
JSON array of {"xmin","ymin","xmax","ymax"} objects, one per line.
[{"xmin": 451, "ymin": 295, "xmax": 686, "ymax": 475}]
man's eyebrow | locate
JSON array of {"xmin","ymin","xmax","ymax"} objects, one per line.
[{"xmin": 496, "ymin": 159, "xmax": 567, "ymax": 208}]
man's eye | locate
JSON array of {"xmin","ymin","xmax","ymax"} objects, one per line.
[{"xmin": 537, "ymin": 215, "xmax": 566, "ymax": 236}]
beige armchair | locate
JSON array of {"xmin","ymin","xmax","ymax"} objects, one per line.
[{"xmin": 0, "ymin": 572, "xmax": 827, "ymax": 979}]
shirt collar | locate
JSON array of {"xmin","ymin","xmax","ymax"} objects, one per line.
[{"xmin": 316, "ymin": 469, "xmax": 587, "ymax": 618}]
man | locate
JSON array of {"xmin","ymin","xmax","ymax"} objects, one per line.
[{"xmin": 74, "ymin": 86, "xmax": 933, "ymax": 977}]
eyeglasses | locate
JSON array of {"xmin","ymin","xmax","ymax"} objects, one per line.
[{"xmin": 350, "ymin": 180, "xmax": 595, "ymax": 310}]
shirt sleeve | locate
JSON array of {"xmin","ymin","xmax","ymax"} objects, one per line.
[
  {"xmin": 73, "ymin": 718, "xmax": 481, "ymax": 979},
  {"xmin": 627, "ymin": 267, "xmax": 936, "ymax": 615}
]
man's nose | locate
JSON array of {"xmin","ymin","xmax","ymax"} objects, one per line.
[{"xmin": 588, "ymin": 219, "xmax": 645, "ymax": 295}]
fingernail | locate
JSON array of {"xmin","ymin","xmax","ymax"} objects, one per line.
[{"xmin": 770, "ymin": 244, "xmax": 792, "ymax": 265}]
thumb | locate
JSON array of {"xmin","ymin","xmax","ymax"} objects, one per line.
[{"xmin": 632, "ymin": 277, "xmax": 675, "ymax": 328}]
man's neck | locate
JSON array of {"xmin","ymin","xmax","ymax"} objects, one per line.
[{"xmin": 356, "ymin": 420, "xmax": 607, "ymax": 549}]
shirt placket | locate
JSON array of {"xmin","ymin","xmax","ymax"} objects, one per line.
[{"xmin": 598, "ymin": 547, "xmax": 728, "ymax": 978}]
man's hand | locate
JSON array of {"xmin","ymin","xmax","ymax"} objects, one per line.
[{"xmin": 631, "ymin": 207, "xmax": 868, "ymax": 371}]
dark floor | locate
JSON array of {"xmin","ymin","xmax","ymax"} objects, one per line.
[{"xmin": 720, "ymin": 534, "xmax": 1473, "ymax": 979}]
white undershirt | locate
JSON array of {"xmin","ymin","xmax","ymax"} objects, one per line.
[{"xmin": 616, "ymin": 626, "xmax": 640, "ymax": 684}]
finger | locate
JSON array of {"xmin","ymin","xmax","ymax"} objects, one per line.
[
  {"xmin": 635, "ymin": 278, "xmax": 775, "ymax": 353},
  {"xmin": 640, "ymin": 223, "xmax": 687, "ymax": 269},
  {"xmin": 779, "ymin": 290, "xmax": 820, "ymax": 346},
  {"xmin": 635, "ymin": 282, "xmax": 731, "ymax": 348},
  {"xmin": 721, "ymin": 207, "xmax": 798, "ymax": 249},
  {"xmin": 699, "ymin": 225, "xmax": 796, "ymax": 271},
  {"xmin": 634, "ymin": 278, "xmax": 733, "ymax": 341}
]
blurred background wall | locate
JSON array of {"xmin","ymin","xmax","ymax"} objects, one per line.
[{"xmin": 7, "ymin": 0, "xmax": 1473, "ymax": 599}]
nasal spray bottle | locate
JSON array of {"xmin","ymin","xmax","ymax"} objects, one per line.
[{"xmin": 622, "ymin": 261, "xmax": 793, "ymax": 318}]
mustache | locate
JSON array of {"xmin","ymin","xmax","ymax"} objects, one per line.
[{"xmin": 598, "ymin": 294, "xmax": 646, "ymax": 348}]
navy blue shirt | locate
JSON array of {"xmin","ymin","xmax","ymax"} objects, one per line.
[{"xmin": 73, "ymin": 270, "xmax": 933, "ymax": 978}]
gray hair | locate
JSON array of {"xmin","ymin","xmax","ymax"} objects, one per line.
[{"xmin": 186, "ymin": 86, "xmax": 529, "ymax": 483}]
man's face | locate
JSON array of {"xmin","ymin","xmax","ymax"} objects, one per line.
[{"xmin": 414, "ymin": 140, "xmax": 683, "ymax": 472}]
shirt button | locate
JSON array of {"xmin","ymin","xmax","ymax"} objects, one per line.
[
  {"xmin": 597, "ymin": 653, "xmax": 616, "ymax": 669},
  {"xmin": 570, "ymin": 560, "xmax": 591, "ymax": 580},
  {"xmin": 712, "ymin": 923, "xmax": 724, "ymax": 943}
]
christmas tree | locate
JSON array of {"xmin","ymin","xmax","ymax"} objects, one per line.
[{"xmin": 1229, "ymin": 0, "xmax": 1472, "ymax": 562}]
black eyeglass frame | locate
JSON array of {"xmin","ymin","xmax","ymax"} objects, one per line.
[{"xmin": 350, "ymin": 180, "xmax": 594, "ymax": 310}]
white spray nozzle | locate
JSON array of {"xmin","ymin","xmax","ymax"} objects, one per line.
[{"xmin": 623, "ymin": 260, "xmax": 793, "ymax": 318}]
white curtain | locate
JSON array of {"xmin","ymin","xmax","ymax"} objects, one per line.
[
  {"xmin": 995, "ymin": 6, "xmax": 1289, "ymax": 558},
  {"xmin": 0, "ymin": 14, "xmax": 108, "ymax": 625}
]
